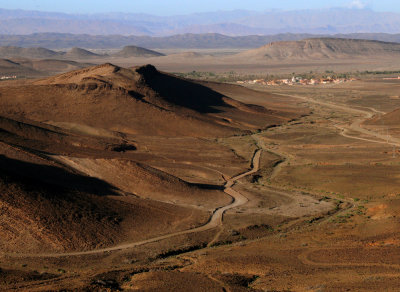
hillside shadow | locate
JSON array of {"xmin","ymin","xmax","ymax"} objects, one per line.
[
  {"xmin": 0, "ymin": 155, "xmax": 119, "ymax": 196},
  {"xmin": 189, "ymin": 182, "xmax": 224, "ymax": 190},
  {"xmin": 137, "ymin": 65, "xmax": 232, "ymax": 113}
]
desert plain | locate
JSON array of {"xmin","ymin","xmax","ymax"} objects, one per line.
[{"xmin": 0, "ymin": 38, "xmax": 400, "ymax": 291}]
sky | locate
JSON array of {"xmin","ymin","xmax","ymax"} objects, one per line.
[{"xmin": 0, "ymin": 0, "xmax": 399, "ymax": 15}]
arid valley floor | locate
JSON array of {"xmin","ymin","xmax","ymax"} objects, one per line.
[{"xmin": 1, "ymin": 39, "xmax": 400, "ymax": 291}]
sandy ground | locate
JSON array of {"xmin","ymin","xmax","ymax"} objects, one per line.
[{"xmin": 1, "ymin": 69, "xmax": 400, "ymax": 290}]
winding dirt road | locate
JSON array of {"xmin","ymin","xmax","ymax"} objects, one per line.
[
  {"xmin": 275, "ymin": 92, "xmax": 400, "ymax": 146},
  {"xmin": 5, "ymin": 150, "xmax": 261, "ymax": 258},
  {"xmin": 7, "ymin": 92, "xmax": 388, "ymax": 259}
]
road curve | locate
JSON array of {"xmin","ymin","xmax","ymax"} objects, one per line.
[
  {"xmin": 5, "ymin": 150, "xmax": 262, "ymax": 258},
  {"xmin": 275, "ymin": 92, "xmax": 400, "ymax": 146}
]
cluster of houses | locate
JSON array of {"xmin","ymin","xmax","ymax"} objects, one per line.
[
  {"xmin": 237, "ymin": 76, "xmax": 356, "ymax": 86},
  {"xmin": 0, "ymin": 75, "xmax": 17, "ymax": 80}
]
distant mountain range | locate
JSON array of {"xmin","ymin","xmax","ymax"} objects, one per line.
[
  {"xmin": 2, "ymin": 38, "xmax": 400, "ymax": 80},
  {"xmin": 0, "ymin": 46, "xmax": 163, "ymax": 59},
  {"xmin": 1, "ymin": 8, "xmax": 400, "ymax": 36},
  {"xmin": 0, "ymin": 33, "xmax": 400, "ymax": 50}
]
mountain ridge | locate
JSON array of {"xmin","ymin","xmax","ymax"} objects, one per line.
[
  {"xmin": 0, "ymin": 45, "xmax": 164, "ymax": 59},
  {"xmin": 0, "ymin": 8, "xmax": 400, "ymax": 36},
  {"xmin": 1, "ymin": 32, "xmax": 400, "ymax": 50},
  {"xmin": 1, "ymin": 63, "xmax": 291, "ymax": 138},
  {"xmin": 237, "ymin": 38, "xmax": 400, "ymax": 60}
]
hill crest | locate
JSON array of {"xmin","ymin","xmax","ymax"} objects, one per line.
[
  {"xmin": 36, "ymin": 63, "xmax": 234, "ymax": 113},
  {"xmin": 238, "ymin": 38, "xmax": 400, "ymax": 60},
  {"xmin": 65, "ymin": 47, "xmax": 101, "ymax": 58},
  {"xmin": 12, "ymin": 63, "xmax": 298, "ymax": 137},
  {"xmin": 113, "ymin": 46, "xmax": 164, "ymax": 57},
  {"xmin": 0, "ymin": 46, "xmax": 62, "ymax": 59}
]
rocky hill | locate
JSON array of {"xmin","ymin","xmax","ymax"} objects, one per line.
[
  {"xmin": 1, "ymin": 63, "xmax": 281, "ymax": 137},
  {"xmin": 237, "ymin": 38, "xmax": 400, "ymax": 60},
  {"xmin": 112, "ymin": 46, "xmax": 164, "ymax": 57},
  {"xmin": 65, "ymin": 47, "xmax": 101, "ymax": 59},
  {"xmin": 0, "ymin": 46, "xmax": 62, "ymax": 59}
]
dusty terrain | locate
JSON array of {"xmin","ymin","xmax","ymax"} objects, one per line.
[
  {"xmin": 1, "ymin": 41, "xmax": 400, "ymax": 290},
  {"xmin": 3, "ymin": 38, "xmax": 400, "ymax": 78},
  {"xmin": 90, "ymin": 38, "xmax": 400, "ymax": 74}
]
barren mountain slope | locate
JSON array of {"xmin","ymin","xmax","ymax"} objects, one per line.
[
  {"xmin": 199, "ymin": 80, "xmax": 309, "ymax": 122},
  {"xmin": 0, "ymin": 57, "xmax": 91, "ymax": 76},
  {"xmin": 0, "ymin": 117, "xmax": 216, "ymax": 253},
  {"xmin": 236, "ymin": 38, "xmax": 400, "ymax": 60},
  {"xmin": 0, "ymin": 63, "xmax": 281, "ymax": 137},
  {"xmin": 17, "ymin": 58, "xmax": 93, "ymax": 74},
  {"xmin": 0, "ymin": 63, "xmax": 310, "ymax": 255},
  {"xmin": 113, "ymin": 46, "xmax": 164, "ymax": 57},
  {"xmin": 0, "ymin": 148, "xmax": 210, "ymax": 254},
  {"xmin": 0, "ymin": 58, "xmax": 41, "ymax": 76},
  {"xmin": 0, "ymin": 115, "xmax": 229, "ymax": 206},
  {"xmin": 0, "ymin": 46, "xmax": 62, "ymax": 59},
  {"xmin": 65, "ymin": 47, "xmax": 101, "ymax": 59}
]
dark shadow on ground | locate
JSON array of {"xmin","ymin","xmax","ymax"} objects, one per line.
[
  {"xmin": 136, "ymin": 65, "xmax": 232, "ymax": 113},
  {"xmin": 0, "ymin": 155, "xmax": 119, "ymax": 196}
]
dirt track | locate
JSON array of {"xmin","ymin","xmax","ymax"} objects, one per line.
[
  {"xmin": 4, "ymin": 89, "xmax": 386, "ymax": 259},
  {"xmin": 275, "ymin": 92, "xmax": 400, "ymax": 146},
  {"xmin": 5, "ymin": 150, "xmax": 261, "ymax": 258}
]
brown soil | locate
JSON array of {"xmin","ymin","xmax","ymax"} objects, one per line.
[
  {"xmin": 237, "ymin": 38, "xmax": 400, "ymax": 61},
  {"xmin": 2, "ymin": 63, "xmax": 400, "ymax": 291},
  {"xmin": 0, "ymin": 63, "xmax": 289, "ymax": 138}
]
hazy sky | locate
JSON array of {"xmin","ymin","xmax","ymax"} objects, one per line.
[{"xmin": 0, "ymin": 0, "xmax": 399, "ymax": 15}]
